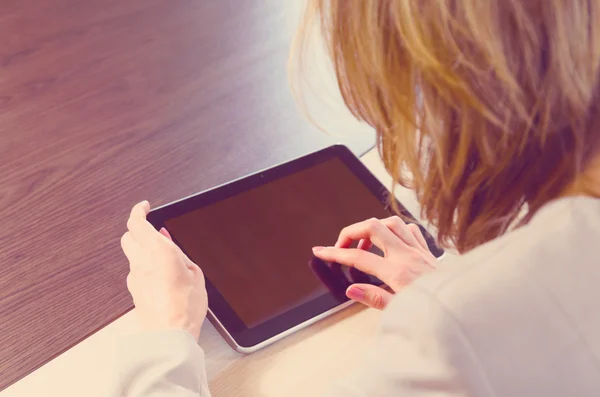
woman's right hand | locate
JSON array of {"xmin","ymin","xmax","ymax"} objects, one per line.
[{"xmin": 312, "ymin": 216, "xmax": 437, "ymax": 310}]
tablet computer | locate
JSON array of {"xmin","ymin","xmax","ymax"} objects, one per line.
[{"xmin": 147, "ymin": 144, "xmax": 443, "ymax": 353}]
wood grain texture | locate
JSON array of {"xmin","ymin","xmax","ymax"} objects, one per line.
[
  {"xmin": 0, "ymin": 152, "xmax": 409, "ymax": 397},
  {"xmin": 0, "ymin": 0, "xmax": 373, "ymax": 390}
]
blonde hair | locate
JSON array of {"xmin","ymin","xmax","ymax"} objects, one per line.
[{"xmin": 295, "ymin": 0, "xmax": 600, "ymax": 252}]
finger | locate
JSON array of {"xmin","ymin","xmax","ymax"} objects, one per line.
[
  {"xmin": 159, "ymin": 227, "xmax": 172, "ymax": 241},
  {"xmin": 357, "ymin": 238, "xmax": 372, "ymax": 251},
  {"xmin": 380, "ymin": 216, "xmax": 419, "ymax": 248},
  {"xmin": 184, "ymin": 256, "xmax": 200, "ymax": 272},
  {"xmin": 346, "ymin": 284, "xmax": 393, "ymax": 310},
  {"xmin": 120, "ymin": 231, "xmax": 141, "ymax": 263},
  {"xmin": 159, "ymin": 230, "xmax": 195, "ymax": 271},
  {"xmin": 313, "ymin": 246, "xmax": 389, "ymax": 282},
  {"xmin": 407, "ymin": 223, "xmax": 429, "ymax": 251},
  {"xmin": 127, "ymin": 201, "xmax": 159, "ymax": 245},
  {"xmin": 334, "ymin": 218, "xmax": 400, "ymax": 252}
]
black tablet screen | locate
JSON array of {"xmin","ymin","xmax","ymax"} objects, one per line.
[{"xmin": 163, "ymin": 157, "xmax": 391, "ymax": 329}]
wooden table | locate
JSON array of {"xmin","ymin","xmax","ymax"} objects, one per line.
[
  {"xmin": 2, "ymin": 150, "xmax": 438, "ymax": 397},
  {"xmin": 0, "ymin": 0, "xmax": 374, "ymax": 390}
]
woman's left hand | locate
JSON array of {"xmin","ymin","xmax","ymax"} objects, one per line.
[
  {"xmin": 120, "ymin": 201, "xmax": 208, "ymax": 340},
  {"xmin": 312, "ymin": 216, "xmax": 437, "ymax": 310}
]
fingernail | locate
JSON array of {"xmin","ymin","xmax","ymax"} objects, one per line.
[
  {"xmin": 312, "ymin": 246, "xmax": 325, "ymax": 253},
  {"xmin": 347, "ymin": 285, "xmax": 365, "ymax": 300},
  {"xmin": 159, "ymin": 227, "xmax": 172, "ymax": 240}
]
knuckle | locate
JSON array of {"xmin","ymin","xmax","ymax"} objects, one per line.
[
  {"xmin": 339, "ymin": 225, "xmax": 351, "ymax": 237},
  {"xmin": 381, "ymin": 215, "xmax": 403, "ymax": 230},
  {"xmin": 120, "ymin": 232, "xmax": 131, "ymax": 248},
  {"xmin": 126, "ymin": 272, "xmax": 134, "ymax": 291},
  {"xmin": 126, "ymin": 216, "xmax": 134, "ymax": 231},
  {"xmin": 390, "ymin": 215, "xmax": 405, "ymax": 225},
  {"xmin": 407, "ymin": 223, "xmax": 420, "ymax": 233},
  {"xmin": 365, "ymin": 218, "xmax": 381, "ymax": 232},
  {"xmin": 370, "ymin": 293, "xmax": 385, "ymax": 310}
]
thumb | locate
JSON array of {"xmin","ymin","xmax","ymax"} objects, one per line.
[{"xmin": 346, "ymin": 284, "xmax": 393, "ymax": 310}]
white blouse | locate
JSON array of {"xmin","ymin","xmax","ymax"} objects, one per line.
[{"xmin": 113, "ymin": 196, "xmax": 600, "ymax": 397}]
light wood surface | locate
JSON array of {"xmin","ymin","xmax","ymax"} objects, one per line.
[{"xmin": 1, "ymin": 150, "xmax": 443, "ymax": 397}]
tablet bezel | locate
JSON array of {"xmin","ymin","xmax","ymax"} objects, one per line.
[{"xmin": 147, "ymin": 144, "xmax": 443, "ymax": 351}]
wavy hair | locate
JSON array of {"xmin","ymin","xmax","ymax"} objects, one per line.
[{"xmin": 294, "ymin": 0, "xmax": 600, "ymax": 252}]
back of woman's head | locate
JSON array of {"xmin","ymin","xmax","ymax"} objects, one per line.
[{"xmin": 297, "ymin": 0, "xmax": 600, "ymax": 252}]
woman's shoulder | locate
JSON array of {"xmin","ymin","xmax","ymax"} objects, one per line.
[
  {"xmin": 414, "ymin": 196, "xmax": 600, "ymax": 299},
  {"xmin": 380, "ymin": 196, "xmax": 600, "ymax": 395}
]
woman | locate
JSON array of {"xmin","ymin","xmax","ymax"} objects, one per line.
[{"xmin": 117, "ymin": 0, "xmax": 600, "ymax": 396}]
